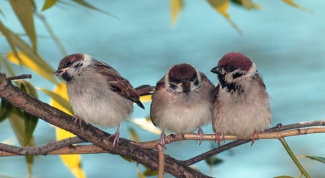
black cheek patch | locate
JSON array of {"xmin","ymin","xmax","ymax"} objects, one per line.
[
  {"xmin": 232, "ymin": 71, "xmax": 244, "ymax": 79},
  {"xmin": 169, "ymin": 83, "xmax": 177, "ymax": 90},
  {"xmin": 62, "ymin": 72, "xmax": 73, "ymax": 82}
]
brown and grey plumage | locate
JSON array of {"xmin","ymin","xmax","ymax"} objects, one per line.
[
  {"xmin": 150, "ymin": 63, "xmax": 215, "ymax": 146},
  {"xmin": 211, "ymin": 52, "xmax": 271, "ymax": 145},
  {"xmin": 54, "ymin": 53, "xmax": 148, "ymax": 146}
]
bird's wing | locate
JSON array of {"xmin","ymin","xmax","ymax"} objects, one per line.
[{"xmin": 93, "ymin": 61, "xmax": 145, "ymax": 109}]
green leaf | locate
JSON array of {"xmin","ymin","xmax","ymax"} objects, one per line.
[
  {"xmin": 3, "ymin": 58, "xmax": 16, "ymax": 77},
  {"xmin": 299, "ymin": 156, "xmax": 325, "ymax": 164},
  {"xmin": 9, "ymin": 107, "xmax": 26, "ymax": 145},
  {"xmin": 8, "ymin": 107, "xmax": 35, "ymax": 177},
  {"xmin": 38, "ymin": 88, "xmax": 72, "ymax": 112},
  {"xmin": 207, "ymin": 0, "xmax": 242, "ymax": 34},
  {"xmin": 274, "ymin": 176, "xmax": 295, "ymax": 178},
  {"xmin": 9, "ymin": 0, "xmax": 37, "ymax": 52},
  {"xmin": 0, "ymin": 21, "xmax": 22, "ymax": 65},
  {"xmin": 170, "ymin": 0, "xmax": 183, "ymax": 27},
  {"xmin": 42, "ymin": 0, "xmax": 58, "ymax": 11},
  {"xmin": 71, "ymin": 0, "xmax": 118, "ymax": 18},
  {"xmin": 143, "ymin": 168, "xmax": 158, "ymax": 176},
  {"xmin": 205, "ymin": 156, "xmax": 223, "ymax": 166},
  {"xmin": 282, "ymin": 0, "xmax": 311, "ymax": 12},
  {"xmin": 0, "ymin": 99, "xmax": 13, "ymax": 123},
  {"xmin": 231, "ymin": 0, "xmax": 260, "ymax": 10},
  {"xmin": 26, "ymin": 155, "xmax": 34, "ymax": 178},
  {"xmin": 18, "ymin": 81, "xmax": 39, "ymax": 146},
  {"xmin": 0, "ymin": 22, "xmax": 57, "ymax": 84}
]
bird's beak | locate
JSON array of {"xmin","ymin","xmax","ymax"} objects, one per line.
[
  {"xmin": 182, "ymin": 81, "xmax": 191, "ymax": 93},
  {"xmin": 53, "ymin": 68, "xmax": 68, "ymax": 76},
  {"xmin": 210, "ymin": 66, "xmax": 221, "ymax": 74}
]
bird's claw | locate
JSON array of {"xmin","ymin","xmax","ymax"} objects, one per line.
[
  {"xmin": 108, "ymin": 124, "xmax": 121, "ymax": 147},
  {"xmin": 72, "ymin": 116, "xmax": 82, "ymax": 127},
  {"xmin": 196, "ymin": 128, "xmax": 205, "ymax": 145},
  {"xmin": 215, "ymin": 132, "xmax": 224, "ymax": 146},
  {"xmin": 251, "ymin": 131, "xmax": 260, "ymax": 146},
  {"xmin": 160, "ymin": 131, "xmax": 170, "ymax": 149}
]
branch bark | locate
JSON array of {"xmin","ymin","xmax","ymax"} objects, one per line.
[{"xmin": 0, "ymin": 73, "xmax": 210, "ymax": 178}]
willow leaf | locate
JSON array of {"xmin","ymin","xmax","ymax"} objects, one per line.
[
  {"xmin": 170, "ymin": 0, "xmax": 183, "ymax": 27},
  {"xmin": 42, "ymin": 0, "xmax": 58, "ymax": 11},
  {"xmin": 9, "ymin": 0, "xmax": 37, "ymax": 51},
  {"xmin": 17, "ymin": 81, "xmax": 39, "ymax": 146},
  {"xmin": 208, "ymin": 0, "xmax": 242, "ymax": 34}
]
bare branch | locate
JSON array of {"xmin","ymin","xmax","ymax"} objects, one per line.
[
  {"xmin": 138, "ymin": 126, "xmax": 325, "ymax": 149},
  {"xmin": 6, "ymin": 74, "xmax": 32, "ymax": 80}
]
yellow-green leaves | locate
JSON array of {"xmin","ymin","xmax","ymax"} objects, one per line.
[
  {"xmin": 9, "ymin": 0, "xmax": 37, "ymax": 52},
  {"xmin": 170, "ymin": 0, "xmax": 308, "ymax": 33},
  {"xmin": 283, "ymin": 0, "xmax": 311, "ymax": 12},
  {"xmin": 72, "ymin": 0, "xmax": 116, "ymax": 18},
  {"xmin": 231, "ymin": 0, "xmax": 261, "ymax": 10},
  {"xmin": 298, "ymin": 155, "xmax": 325, "ymax": 164},
  {"xmin": 6, "ymin": 80, "xmax": 39, "ymax": 176},
  {"xmin": 42, "ymin": 0, "xmax": 58, "ymax": 11},
  {"xmin": 39, "ymin": 87, "xmax": 72, "ymax": 113},
  {"xmin": 0, "ymin": 99, "xmax": 13, "ymax": 123},
  {"xmin": 18, "ymin": 81, "xmax": 39, "ymax": 146},
  {"xmin": 171, "ymin": 0, "xmax": 183, "ymax": 27},
  {"xmin": 208, "ymin": 0, "xmax": 242, "ymax": 33},
  {"xmin": 7, "ymin": 51, "xmax": 58, "ymax": 84}
]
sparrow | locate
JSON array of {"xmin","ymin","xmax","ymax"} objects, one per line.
[
  {"xmin": 150, "ymin": 63, "xmax": 214, "ymax": 146},
  {"xmin": 211, "ymin": 52, "xmax": 271, "ymax": 145},
  {"xmin": 54, "ymin": 53, "xmax": 147, "ymax": 146}
]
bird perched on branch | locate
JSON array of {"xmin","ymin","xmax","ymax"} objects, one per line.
[
  {"xmin": 211, "ymin": 52, "xmax": 271, "ymax": 145},
  {"xmin": 54, "ymin": 53, "xmax": 151, "ymax": 146},
  {"xmin": 150, "ymin": 63, "xmax": 214, "ymax": 146}
]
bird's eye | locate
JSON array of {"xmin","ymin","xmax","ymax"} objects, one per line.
[
  {"xmin": 66, "ymin": 61, "xmax": 72, "ymax": 67},
  {"xmin": 225, "ymin": 65, "xmax": 234, "ymax": 72}
]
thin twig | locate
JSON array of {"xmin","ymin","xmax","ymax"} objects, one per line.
[
  {"xmin": 279, "ymin": 137, "xmax": 311, "ymax": 178},
  {"xmin": 6, "ymin": 74, "xmax": 32, "ymax": 80},
  {"xmin": 138, "ymin": 126, "xmax": 325, "ymax": 149},
  {"xmin": 157, "ymin": 144, "xmax": 165, "ymax": 178},
  {"xmin": 0, "ymin": 137, "xmax": 85, "ymax": 156},
  {"xmin": 0, "ymin": 127, "xmax": 324, "ymax": 158},
  {"xmin": 179, "ymin": 126, "xmax": 325, "ymax": 166}
]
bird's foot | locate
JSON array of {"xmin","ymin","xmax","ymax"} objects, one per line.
[
  {"xmin": 215, "ymin": 132, "xmax": 224, "ymax": 146},
  {"xmin": 251, "ymin": 131, "xmax": 260, "ymax": 146},
  {"xmin": 108, "ymin": 125, "xmax": 120, "ymax": 147},
  {"xmin": 72, "ymin": 116, "xmax": 82, "ymax": 126},
  {"xmin": 196, "ymin": 128, "xmax": 205, "ymax": 145},
  {"xmin": 160, "ymin": 131, "xmax": 170, "ymax": 148}
]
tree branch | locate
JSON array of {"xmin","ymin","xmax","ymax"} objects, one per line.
[
  {"xmin": 0, "ymin": 73, "xmax": 209, "ymax": 178},
  {"xmin": 6, "ymin": 74, "xmax": 32, "ymax": 80}
]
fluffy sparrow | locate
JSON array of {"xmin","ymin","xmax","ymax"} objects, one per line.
[
  {"xmin": 54, "ymin": 53, "xmax": 146, "ymax": 146},
  {"xmin": 150, "ymin": 63, "xmax": 214, "ymax": 146},
  {"xmin": 211, "ymin": 52, "xmax": 271, "ymax": 145}
]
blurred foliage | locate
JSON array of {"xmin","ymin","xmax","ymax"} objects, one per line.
[
  {"xmin": 0, "ymin": 0, "xmax": 311, "ymax": 178},
  {"xmin": 298, "ymin": 156, "xmax": 325, "ymax": 164}
]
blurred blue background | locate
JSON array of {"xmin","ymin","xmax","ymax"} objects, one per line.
[{"xmin": 1, "ymin": 0, "xmax": 325, "ymax": 177}]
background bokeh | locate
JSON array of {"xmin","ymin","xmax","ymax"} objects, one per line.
[{"xmin": 1, "ymin": 0, "xmax": 325, "ymax": 177}]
